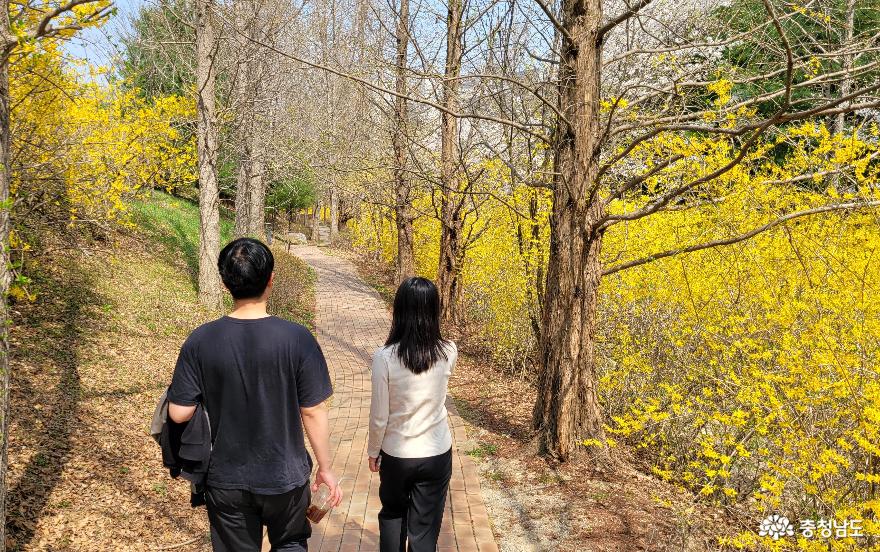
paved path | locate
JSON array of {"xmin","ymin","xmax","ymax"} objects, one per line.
[{"xmin": 289, "ymin": 246, "xmax": 498, "ymax": 552}]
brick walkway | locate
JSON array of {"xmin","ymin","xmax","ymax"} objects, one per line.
[{"xmin": 291, "ymin": 246, "xmax": 498, "ymax": 552}]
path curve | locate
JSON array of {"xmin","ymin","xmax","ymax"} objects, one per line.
[{"xmin": 293, "ymin": 246, "xmax": 498, "ymax": 552}]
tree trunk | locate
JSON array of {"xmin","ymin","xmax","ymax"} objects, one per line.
[
  {"xmin": 533, "ymin": 0, "xmax": 606, "ymax": 461},
  {"xmin": 245, "ymin": 10, "xmax": 267, "ymax": 240},
  {"xmin": 437, "ymin": 0, "xmax": 463, "ymax": 323},
  {"xmin": 395, "ymin": 192, "xmax": 415, "ymax": 282},
  {"xmin": 834, "ymin": 0, "xmax": 856, "ymax": 194},
  {"xmin": 196, "ymin": 0, "xmax": 223, "ymax": 309},
  {"xmin": 518, "ymin": 190, "xmax": 546, "ymax": 345},
  {"xmin": 232, "ymin": 0, "xmax": 268, "ymax": 239},
  {"xmin": 529, "ymin": 192, "xmax": 546, "ymax": 340},
  {"xmin": 329, "ymin": 185, "xmax": 339, "ymax": 239},
  {"xmin": 234, "ymin": 145, "xmax": 251, "ymax": 237},
  {"xmin": 835, "ymin": 0, "xmax": 856, "ymax": 136},
  {"xmin": 0, "ymin": 7, "xmax": 12, "ymax": 547},
  {"xmin": 438, "ymin": 211, "xmax": 463, "ymax": 322},
  {"xmin": 393, "ymin": 0, "xmax": 414, "ymax": 282},
  {"xmin": 310, "ymin": 200, "xmax": 321, "ymax": 242},
  {"xmin": 232, "ymin": 0, "xmax": 252, "ymax": 238},
  {"xmin": 247, "ymin": 131, "xmax": 265, "ymax": 238}
]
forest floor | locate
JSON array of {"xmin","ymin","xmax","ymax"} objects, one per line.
[
  {"xmin": 330, "ymin": 245, "xmax": 744, "ymax": 552},
  {"xmin": 6, "ymin": 192, "xmax": 315, "ymax": 551}
]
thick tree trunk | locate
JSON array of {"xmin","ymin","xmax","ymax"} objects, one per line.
[
  {"xmin": 393, "ymin": 0, "xmax": 414, "ymax": 282},
  {"xmin": 437, "ymin": 0, "xmax": 463, "ymax": 323},
  {"xmin": 196, "ymin": 0, "xmax": 223, "ymax": 309},
  {"xmin": 533, "ymin": 0, "xmax": 606, "ymax": 461},
  {"xmin": 0, "ymin": 9, "xmax": 12, "ymax": 547}
]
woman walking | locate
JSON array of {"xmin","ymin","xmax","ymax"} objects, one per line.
[{"xmin": 367, "ymin": 276, "xmax": 457, "ymax": 552}]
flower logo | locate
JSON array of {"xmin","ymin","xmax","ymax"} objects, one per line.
[{"xmin": 759, "ymin": 514, "xmax": 795, "ymax": 540}]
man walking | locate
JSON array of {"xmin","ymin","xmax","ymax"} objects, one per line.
[{"xmin": 167, "ymin": 237, "xmax": 342, "ymax": 551}]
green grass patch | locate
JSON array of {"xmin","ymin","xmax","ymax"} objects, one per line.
[
  {"xmin": 465, "ymin": 441, "xmax": 498, "ymax": 459},
  {"xmin": 129, "ymin": 190, "xmax": 234, "ymax": 286}
]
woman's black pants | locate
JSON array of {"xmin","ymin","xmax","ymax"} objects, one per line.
[{"xmin": 378, "ymin": 448, "xmax": 453, "ymax": 552}]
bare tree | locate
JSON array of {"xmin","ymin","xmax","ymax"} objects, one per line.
[
  {"xmin": 231, "ymin": 0, "xmax": 285, "ymax": 239},
  {"xmin": 436, "ymin": 0, "xmax": 465, "ymax": 322},
  {"xmin": 833, "ymin": 0, "xmax": 858, "ymax": 193},
  {"xmin": 196, "ymin": 0, "xmax": 223, "ymax": 308},
  {"xmin": 393, "ymin": 0, "xmax": 415, "ymax": 282},
  {"xmin": 531, "ymin": 0, "xmax": 880, "ymax": 460},
  {"xmin": 232, "ymin": 0, "xmax": 258, "ymax": 237},
  {"xmin": 530, "ymin": 0, "xmax": 607, "ymax": 460},
  {"xmin": 836, "ymin": 0, "xmax": 858, "ymax": 136},
  {"xmin": 311, "ymin": 199, "xmax": 322, "ymax": 239}
]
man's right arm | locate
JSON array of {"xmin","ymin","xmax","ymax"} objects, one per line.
[{"xmin": 296, "ymin": 330, "xmax": 341, "ymax": 504}]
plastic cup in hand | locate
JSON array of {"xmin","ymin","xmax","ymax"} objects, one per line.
[{"xmin": 306, "ymin": 484, "xmax": 333, "ymax": 524}]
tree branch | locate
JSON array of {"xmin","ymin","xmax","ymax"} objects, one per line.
[
  {"xmin": 33, "ymin": 0, "xmax": 108, "ymax": 40},
  {"xmin": 604, "ymin": 154, "xmax": 685, "ymax": 203},
  {"xmin": 597, "ymin": 0, "xmax": 653, "ymax": 44},
  {"xmin": 531, "ymin": 0, "xmax": 573, "ymax": 44}
]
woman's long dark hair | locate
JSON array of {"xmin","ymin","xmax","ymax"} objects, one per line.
[{"xmin": 385, "ymin": 277, "xmax": 449, "ymax": 374}]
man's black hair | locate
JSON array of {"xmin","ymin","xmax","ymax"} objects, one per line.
[{"xmin": 217, "ymin": 238, "xmax": 275, "ymax": 300}]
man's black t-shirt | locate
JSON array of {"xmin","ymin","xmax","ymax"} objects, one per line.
[{"xmin": 167, "ymin": 315, "xmax": 332, "ymax": 494}]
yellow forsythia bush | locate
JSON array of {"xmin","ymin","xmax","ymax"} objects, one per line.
[
  {"xmin": 11, "ymin": 40, "xmax": 196, "ymax": 230},
  {"xmin": 598, "ymin": 121, "xmax": 880, "ymax": 549},
  {"xmin": 601, "ymin": 206, "xmax": 880, "ymax": 550}
]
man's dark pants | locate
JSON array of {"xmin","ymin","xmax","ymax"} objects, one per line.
[
  {"xmin": 378, "ymin": 448, "xmax": 452, "ymax": 552},
  {"xmin": 206, "ymin": 484, "xmax": 311, "ymax": 551}
]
